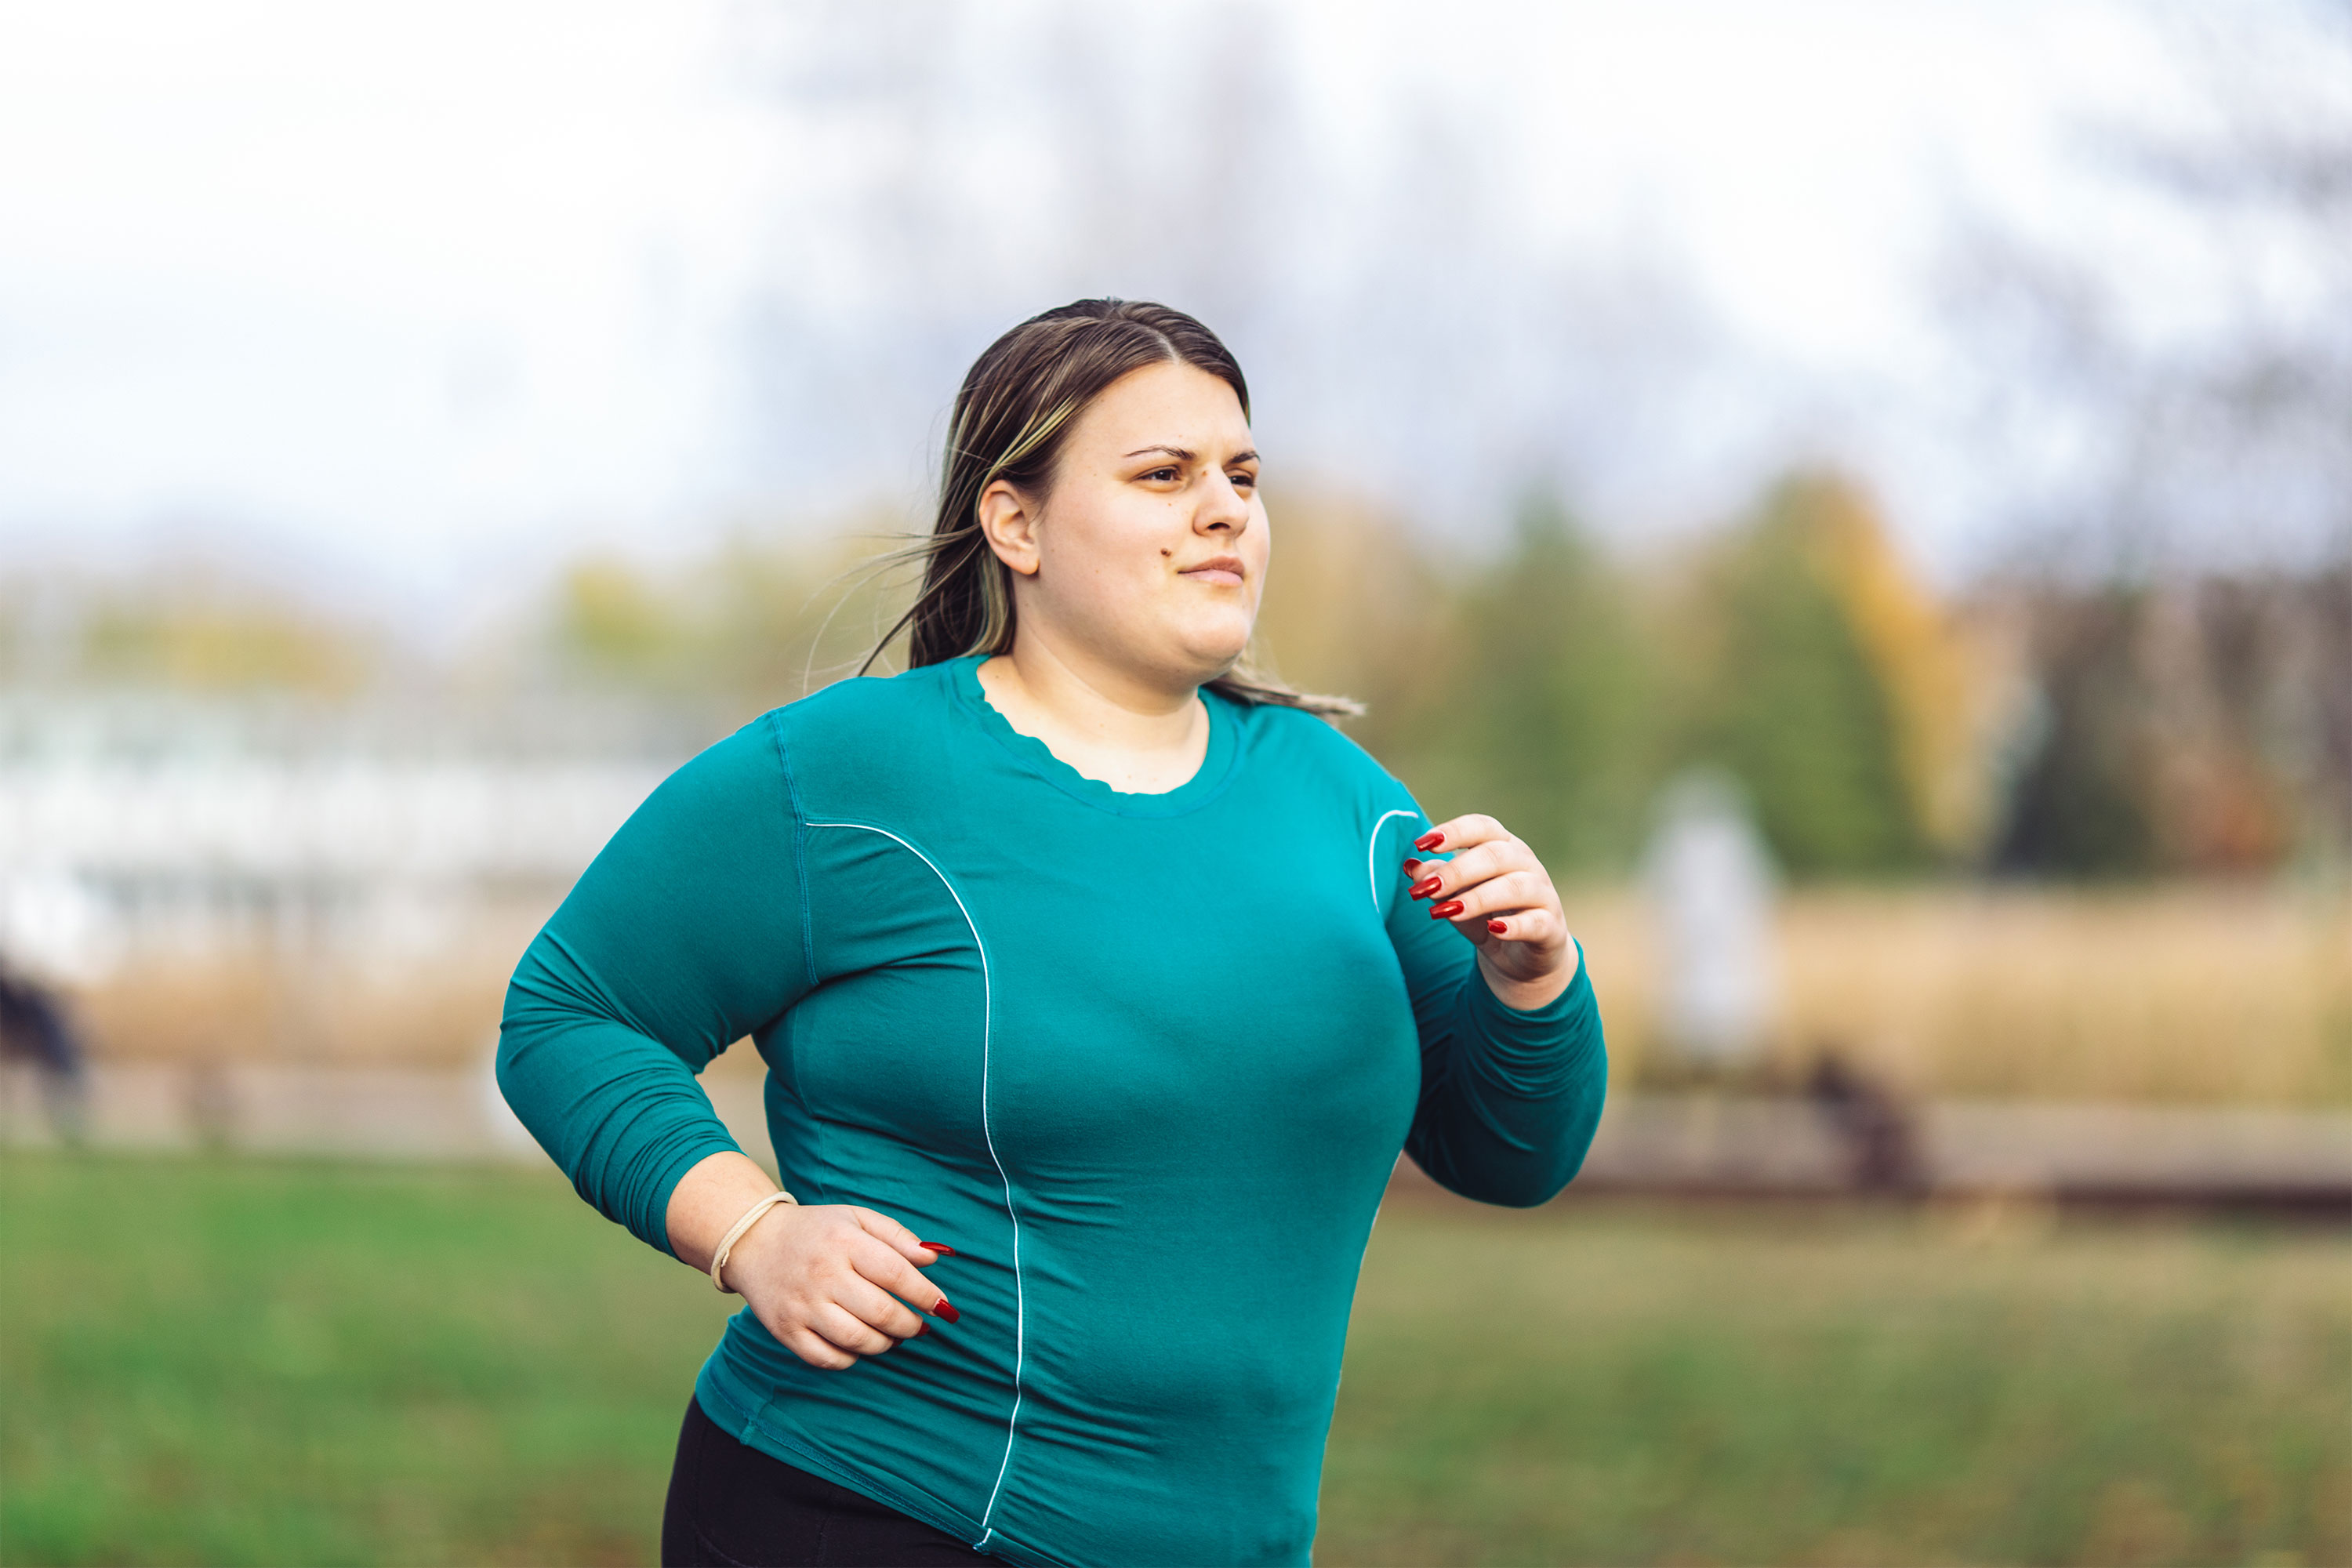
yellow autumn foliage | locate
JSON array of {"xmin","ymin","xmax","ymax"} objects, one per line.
[{"xmin": 1788, "ymin": 473, "xmax": 2002, "ymax": 858}]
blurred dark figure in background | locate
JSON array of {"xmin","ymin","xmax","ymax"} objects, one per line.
[
  {"xmin": 0, "ymin": 958, "xmax": 89, "ymax": 1145},
  {"xmin": 1808, "ymin": 1047, "xmax": 1922, "ymax": 1195}
]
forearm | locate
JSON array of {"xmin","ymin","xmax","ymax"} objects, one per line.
[
  {"xmin": 496, "ymin": 971, "xmax": 745, "ymax": 1255},
  {"xmin": 1406, "ymin": 953, "xmax": 1607, "ymax": 1207}
]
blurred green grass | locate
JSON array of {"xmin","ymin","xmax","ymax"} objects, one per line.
[
  {"xmin": 1327, "ymin": 1192, "xmax": 2350, "ymax": 1566},
  {"xmin": 2, "ymin": 1156, "xmax": 2346, "ymax": 1567}
]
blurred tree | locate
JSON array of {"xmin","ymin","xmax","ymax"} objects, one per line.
[
  {"xmin": 75, "ymin": 583, "xmax": 372, "ymax": 695},
  {"xmin": 1247, "ymin": 492, "xmax": 1446, "ymax": 760},
  {"xmin": 551, "ymin": 558, "xmax": 687, "ymax": 687},
  {"xmin": 1991, "ymin": 572, "xmax": 2335, "ymax": 877},
  {"xmin": 696, "ymin": 521, "xmax": 918, "ymax": 711},
  {"xmin": 1934, "ymin": 2, "xmax": 2351, "ymax": 877},
  {"xmin": 0, "ymin": 586, "xmax": 26, "ymax": 683},
  {"xmin": 1682, "ymin": 475, "xmax": 1929, "ymax": 877},
  {"xmin": 1994, "ymin": 589, "xmax": 2159, "ymax": 877},
  {"xmin": 1404, "ymin": 492, "xmax": 1660, "ymax": 872},
  {"xmin": 2135, "ymin": 578, "xmax": 2302, "ymax": 872},
  {"xmin": 540, "ymin": 520, "xmax": 920, "ymax": 722},
  {"xmin": 1797, "ymin": 476, "xmax": 1997, "ymax": 859}
]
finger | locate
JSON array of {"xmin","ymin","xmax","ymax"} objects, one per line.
[
  {"xmin": 811, "ymin": 1301, "xmax": 900, "ymax": 1357},
  {"xmin": 1410, "ymin": 813, "xmax": 1510, "ymax": 857},
  {"xmin": 849, "ymin": 1207, "xmax": 937, "ymax": 1266},
  {"xmin": 1405, "ymin": 840, "xmax": 1537, "ymax": 902},
  {"xmin": 781, "ymin": 1327, "xmax": 858, "ymax": 1372},
  {"xmin": 1475, "ymin": 906, "xmax": 1569, "ymax": 950},
  {"xmin": 833, "ymin": 1272, "xmax": 929, "ymax": 1341},
  {"xmin": 1430, "ymin": 869, "xmax": 1556, "ymax": 926},
  {"xmin": 849, "ymin": 1234, "xmax": 950, "ymax": 1316},
  {"xmin": 1400, "ymin": 850, "xmax": 1460, "ymax": 899}
]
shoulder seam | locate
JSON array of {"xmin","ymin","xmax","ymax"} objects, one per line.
[{"xmin": 764, "ymin": 710, "xmax": 815, "ymax": 986}]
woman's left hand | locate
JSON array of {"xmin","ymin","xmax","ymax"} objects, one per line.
[{"xmin": 1404, "ymin": 813, "xmax": 1580, "ymax": 1011}]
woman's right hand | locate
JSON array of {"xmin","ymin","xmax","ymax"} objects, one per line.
[
  {"xmin": 666, "ymin": 1151, "xmax": 953, "ymax": 1371},
  {"xmin": 724, "ymin": 1201, "xmax": 955, "ymax": 1370}
]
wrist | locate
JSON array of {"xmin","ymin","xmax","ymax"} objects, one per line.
[
  {"xmin": 1480, "ymin": 938, "xmax": 1579, "ymax": 1012},
  {"xmin": 666, "ymin": 1150, "xmax": 790, "ymax": 1273},
  {"xmin": 710, "ymin": 1189, "xmax": 799, "ymax": 1294}
]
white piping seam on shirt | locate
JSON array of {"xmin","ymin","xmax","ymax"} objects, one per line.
[
  {"xmin": 1367, "ymin": 809, "xmax": 1419, "ymax": 913},
  {"xmin": 805, "ymin": 822, "xmax": 1025, "ymax": 1548}
]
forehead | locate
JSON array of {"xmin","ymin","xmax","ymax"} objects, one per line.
[{"xmin": 1070, "ymin": 360, "xmax": 1250, "ymax": 450}]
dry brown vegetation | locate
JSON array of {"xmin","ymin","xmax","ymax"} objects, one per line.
[
  {"xmin": 73, "ymin": 903, "xmax": 553, "ymax": 1073},
  {"xmin": 64, "ymin": 884, "xmax": 2352, "ymax": 1108},
  {"xmin": 1571, "ymin": 880, "xmax": 2352, "ymax": 1106}
]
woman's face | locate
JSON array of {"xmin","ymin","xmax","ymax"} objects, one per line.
[{"xmin": 985, "ymin": 359, "xmax": 1268, "ymax": 691}]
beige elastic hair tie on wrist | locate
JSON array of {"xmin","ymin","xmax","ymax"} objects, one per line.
[{"xmin": 710, "ymin": 1189, "xmax": 797, "ymax": 1294}]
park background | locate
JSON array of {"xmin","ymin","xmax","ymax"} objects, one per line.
[{"xmin": 2, "ymin": 2, "xmax": 2347, "ymax": 1564}]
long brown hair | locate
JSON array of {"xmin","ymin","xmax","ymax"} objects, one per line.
[{"xmin": 858, "ymin": 298, "xmax": 1357, "ymax": 717}]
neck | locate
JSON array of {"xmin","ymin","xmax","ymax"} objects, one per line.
[{"xmin": 975, "ymin": 623, "xmax": 1210, "ymax": 793}]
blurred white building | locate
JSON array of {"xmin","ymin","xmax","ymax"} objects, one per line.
[
  {"xmin": 0, "ymin": 694, "xmax": 680, "ymax": 983},
  {"xmin": 1644, "ymin": 771, "xmax": 1780, "ymax": 1067}
]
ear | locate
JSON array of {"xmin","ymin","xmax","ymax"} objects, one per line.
[{"xmin": 976, "ymin": 479, "xmax": 1043, "ymax": 577}]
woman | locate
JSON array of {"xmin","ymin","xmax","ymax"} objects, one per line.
[{"xmin": 499, "ymin": 299, "xmax": 1607, "ymax": 1567}]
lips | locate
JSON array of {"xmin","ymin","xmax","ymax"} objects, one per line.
[{"xmin": 1179, "ymin": 555, "xmax": 1247, "ymax": 587}]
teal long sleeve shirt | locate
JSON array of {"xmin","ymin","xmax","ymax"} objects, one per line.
[{"xmin": 497, "ymin": 656, "xmax": 1606, "ymax": 1566}]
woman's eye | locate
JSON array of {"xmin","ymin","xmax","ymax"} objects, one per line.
[
  {"xmin": 1143, "ymin": 466, "xmax": 1179, "ymax": 482},
  {"xmin": 1229, "ymin": 471, "xmax": 1257, "ymax": 489}
]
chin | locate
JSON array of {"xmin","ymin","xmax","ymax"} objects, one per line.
[{"xmin": 1167, "ymin": 617, "xmax": 1254, "ymax": 681}]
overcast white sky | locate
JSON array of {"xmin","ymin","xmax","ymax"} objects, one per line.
[{"xmin": 0, "ymin": 0, "xmax": 2292, "ymax": 631}]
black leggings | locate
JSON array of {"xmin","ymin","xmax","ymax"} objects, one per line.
[{"xmin": 661, "ymin": 1395, "xmax": 989, "ymax": 1566}]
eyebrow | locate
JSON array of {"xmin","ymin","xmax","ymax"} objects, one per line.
[{"xmin": 1123, "ymin": 445, "xmax": 1261, "ymax": 465}]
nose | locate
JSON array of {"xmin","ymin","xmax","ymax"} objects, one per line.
[{"xmin": 1196, "ymin": 470, "xmax": 1250, "ymax": 536}]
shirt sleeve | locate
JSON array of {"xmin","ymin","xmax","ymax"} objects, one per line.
[
  {"xmin": 495, "ymin": 713, "xmax": 811, "ymax": 1255},
  {"xmin": 1379, "ymin": 804, "xmax": 1609, "ymax": 1207}
]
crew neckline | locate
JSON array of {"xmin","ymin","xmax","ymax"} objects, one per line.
[{"xmin": 947, "ymin": 655, "xmax": 1243, "ymax": 818}]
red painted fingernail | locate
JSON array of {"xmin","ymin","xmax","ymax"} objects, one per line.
[
  {"xmin": 1402, "ymin": 857, "xmax": 1421, "ymax": 873},
  {"xmin": 1410, "ymin": 877, "xmax": 1443, "ymax": 899},
  {"xmin": 1431, "ymin": 900, "xmax": 1465, "ymax": 919},
  {"xmin": 1414, "ymin": 831, "xmax": 1446, "ymax": 851},
  {"xmin": 1488, "ymin": 920, "xmax": 1508, "ymax": 935},
  {"xmin": 918, "ymin": 1242, "xmax": 956, "ymax": 1256},
  {"xmin": 932, "ymin": 1296, "xmax": 961, "ymax": 1323}
]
